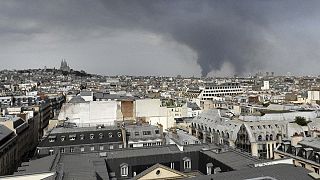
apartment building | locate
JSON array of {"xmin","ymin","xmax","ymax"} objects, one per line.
[
  {"xmin": 37, "ymin": 125, "xmax": 126, "ymax": 156},
  {"xmin": 198, "ymin": 82, "xmax": 243, "ymax": 101},
  {"xmin": 274, "ymin": 137, "xmax": 320, "ymax": 175}
]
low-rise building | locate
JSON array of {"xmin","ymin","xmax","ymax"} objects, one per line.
[
  {"xmin": 190, "ymin": 109, "xmax": 288, "ymax": 159},
  {"xmin": 125, "ymin": 124, "xmax": 164, "ymax": 148},
  {"xmin": 37, "ymin": 125, "xmax": 126, "ymax": 156},
  {"xmin": 274, "ymin": 137, "xmax": 320, "ymax": 175}
]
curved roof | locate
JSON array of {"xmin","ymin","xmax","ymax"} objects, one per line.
[{"xmin": 68, "ymin": 96, "xmax": 86, "ymax": 103}]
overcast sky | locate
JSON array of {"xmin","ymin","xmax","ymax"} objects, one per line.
[{"xmin": 1, "ymin": 0, "xmax": 320, "ymax": 77}]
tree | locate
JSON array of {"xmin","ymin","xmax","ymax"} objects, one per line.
[{"xmin": 294, "ymin": 116, "xmax": 308, "ymax": 126}]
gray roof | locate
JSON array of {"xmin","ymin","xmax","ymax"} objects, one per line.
[
  {"xmin": 68, "ymin": 96, "xmax": 86, "ymax": 103},
  {"xmin": 190, "ymin": 164, "xmax": 313, "ymax": 180},
  {"xmin": 299, "ymin": 137, "xmax": 320, "ymax": 149},
  {"xmin": 51, "ymin": 126, "xmax": 119, "ymax": 134},
  {"xmin": 15, "ymin": 154, "xmax": 56, "ymax": 174},
  {"xmin": 80, "ymin": 91, "xmax": 92, "ymax": 96},
  {"xmin": 187, "ymin": 102, "xmax": 201, "ymax": 110},
  {"xmin": 94, "ymin": 92, "xmax": 134, "ymax": 100},
  {"xmin": 0, "ymin": 124, "xmax": 13, "ymax": 142},
  {"xmin": 202, "ymin": 149, "xmax": 264, "ymax": 170}
]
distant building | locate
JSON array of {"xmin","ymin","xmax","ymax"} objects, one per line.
[
  {"xmin": 261, "ymin": 81, "xmax": 270, "ymax": 90},
  {"xmin": 308, "ymin": 90, "xmax": 320, "ymax": 103},
  {"xmin": 198, "ymin": 82, "xmax": 243, "ymax": 101},
  {"xmin": 60, "ymin": 59, "xmax": 70, "ymax": 72}
]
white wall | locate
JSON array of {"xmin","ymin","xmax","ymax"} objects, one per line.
[
  {"xmin": 135, "ymin": 99, "xmax": 161, "ymax": 117},
  {"xmin": 58, "ymin": 101, "xmax": 117, "ymax": 126},
  {"xmin": 308, "ymin": 91, "xmax": 320, "ymax": 102}
]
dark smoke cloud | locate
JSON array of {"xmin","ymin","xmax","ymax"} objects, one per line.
[
  {"xmin": 98, "ymin": 0, "xmax": 313, "ymax": 76},
  {"xmin": 1, "ymin": 0, "xmax": 320, "ymax": 76}
]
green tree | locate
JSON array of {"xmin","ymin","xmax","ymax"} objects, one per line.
[{"xmin": 294, "ymin": 116, "xmax": 308, "ymax": 126}]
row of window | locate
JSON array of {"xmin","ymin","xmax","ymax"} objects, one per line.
[
  {"xmin": 204, "ymin": 89, "xmax": 242, "ymax": 93},
  {"xmin": 132, "ymin": 130, "xmax": 160, "ymax": 136},
  {"xmin": 49, "ymin": 132, "xmax": 122, "ymax": 142},
  {"xmin": 251, "ymin": 124, "xmax": 281, "ymax": 130},
  {"xmin": 119, "ymin": 158, "xmax": 191, "ymax": 177},
  {"xmin": 205, "ymin": 86, "xmax": 241, "ymax": 89},
  {"xmin": 48, "ymin": 144, "xmax": 123, "ymax": 155}
]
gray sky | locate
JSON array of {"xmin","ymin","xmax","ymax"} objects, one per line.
[{"xmin": 1, "ymin": 0, "xmax": 320, "ymax": 77}]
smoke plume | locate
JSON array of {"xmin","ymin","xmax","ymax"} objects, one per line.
[{"xmin": 100, "ymin": 1, "xmax": 279, "ymax": 76}]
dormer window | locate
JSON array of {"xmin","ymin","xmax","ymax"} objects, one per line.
[
  {"xmin": 99, "ymin": 133, "xmax": 103, "ymax": 139},
  {"xmin": 90, "ymin": 134, "xmax": 94, "ymax": 139},
  {"xmin": 315, "ymin": 153, "xmax": 320, "ymax": 163},
  {"xmin": 183, "ymin": 157, "xmax": 191, "ymax": 169},
  {"xmin": 69, "ymin": 134, "xmax": 76, "ymax": 141},
  {"xmin": 120, "ymin": 163, "xmax": 128, "ymax": 177},
  {"xmin": 49, "ymin": 135, "xmax": 56, "ymax": 142},
  {"xmin": 206, "ymin": 163, "xmax": 213, "ymax": 175},
  {"xmin": 61, "ymin": 136, "xmax": 65, "ymax": 141},
  {"xmin": 118, "ymin": 132, "xmax": 122, "ymax": 137},
  {"xmin": 302, "ymin": 151, "xmax": 306, "ymax": 158},
  {"xmin": 108, "ymin": 132, "xmax": 113, "ymax": 138},
  {"xmin": 80, "ymin": 134, "xmax": 85, "ymax": 140}
]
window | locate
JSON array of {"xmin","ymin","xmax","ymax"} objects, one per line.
[
  {"xmin": 99, "ymin": 133, "xmax": 103, "ymax": 139},
  {"xmin": 99, "ymin": 145, "xmax": 104, "ymax": 151},
  {"xmin": 49, "ymin": 149, "xmax": 54, "ymax": 155},
  {"xmin": 49, "ymin": 136, "xmax": 56, "ymax": 142},
  {"xmin": 69, "ymin": 134, "xmax": 76, "ymax": 141},
  {"xmin": 60, "ymin": 148, "xmax": 65, "ymax": 153},
  {"xmin": 90, "ymin": 146, "xmax": 94, "ymax": 151},
  {"xmin": 80, "ymin": 146, "xmax": 85, "ymax": 152},
  {"xmin": 155, "ymin": 130, "xmax": 160, "ymax": 134},
  {"xmin": 183, "ymin": 157, "xmax": 191, "ymax": 169},
  {"xmin": 109, "ymin": 145, "xmax": 114, "ymax": 150},
  {"xmin": 61, "ymin": 136, "xmax": 65, "ymax": 141},
  {"xmin": 314, "ymin": 167, "xmax": 319, "ymax": 174},
  {"xmin": 120, "ymin": 164, "xmax": 128, "ymax": 177},
  {"xmin": 119, "ymin": 144, "xmax": 123, "ymax": 149},
  {"xmin": 170, "ymin": 162, "xmax": 175, "ymax": 169},
  {"xmin": 206, "ymin": 165, "xmax": 212, "ymax": 175},
  {"xmin": 300, "ymin": 162, "xmax": 306, "ymax": 168},
  {"xmin": 70, "ymin": 147, "xmax": 75, "ymax": 153},
  {"xmin": 134, "ymin": 132, "xmax": 139, "ymax": 136},
  {"xmin": 143, "ymin": 131, "xmax": 151, "ymax": 135},
  {"xmin": 90, "ymin": 134, "xmax": 94, "ymax": 139},
  {"xmin": 80, "ymin": 134, "xmax": 85, "ymax": 140},
  {"xmin": 108, "ymin": 132, "xmax": 113, "ymax": 138}
]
